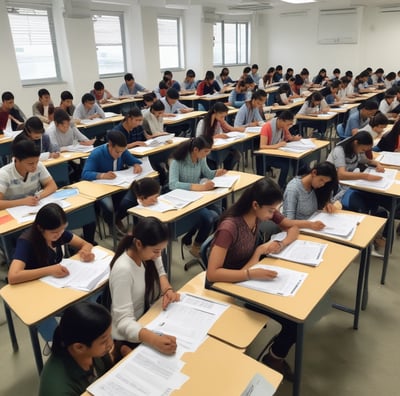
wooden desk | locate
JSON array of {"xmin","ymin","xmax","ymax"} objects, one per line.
[
  {"xmin": 0, "ymin": 246, "xmax": 113, "ymax": 374},
  {"xmin": 163, "ymin": 111, "xmax": 206, "ymax": 125},
  {"xmin": 101, "ymin": 97, "xmax": 142, "ymax": 113},
  {"xmin": 82, "ymin": 337, "xmax": 282, "ymax": 396},
  {"xmin": 341, "ymin": 171, "xmax": 400, "ymax": 284},
  {"xmin": 295, "ymin": 112, "xmax": 338, "ymax": 138},
  {"xmin": 209, "ymin": 235, "xmax": 359, "ymax": 396},
  {"xmin": 76, "ymin": 115, "xmax": 124, "ymax": 139},
  {"xmin": 180, "ymin": 93, "xmax": 230, "ymax": 110},
  {"xmin": 271, "ymin": 99, "xmax": 305, "ymax": 113},
  {"xmin": 128, "ymin": 171, "xmax": 263, "ymax": 278},
  {"xmin": 129, "ymin": 137, "xmax": 189, "ymax": 158},
  {"xmin": 300, "ymin": 210, "xmax": 386, "ymax": 327},
  {"xmin": 255, "ymin": 139, "xmax": 329, "ymax": 177}
]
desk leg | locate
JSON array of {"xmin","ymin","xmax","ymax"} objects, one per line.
[
  {"xmin": 3, "ymin": 302, "xmax": 18, "ymax": 352},
  {"xmin": 380, "ymin": 197, "xmax": 397, "ymax": 284},
  {"xmin": 293, "ymin": 323, "xmax": 304, "ymax": 396},
  {"xmin": 352, "ymin": 248, "xmax": 367, "ymax": 330},
  {"xmin": 29, "ymin": 326, "xmax": 43, "ymax": 374},
  {"xmin": 362, "ymin": 244, "xmax": 371, "ymax": 310}
]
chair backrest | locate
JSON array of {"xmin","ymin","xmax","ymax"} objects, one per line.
[{"xmin": 200, "ymin": 234, "xmax": 214, "ymax": 271}]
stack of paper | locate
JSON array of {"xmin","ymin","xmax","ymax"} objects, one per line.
[
  {"xmin": 224, "ymin": 131, "xmax": 247, "ymax": 139},
  {"xmin": 376, "ymin": 152, "xmax": 400, "ymax": 167},
  {"xmin": 245, "ymin": 126, "xmax": 262, "ymax": 133},
  {"xmin": 316, "ymin": 111, "xmax": 337, "ymax": 118},
  {"xmin": 237, "ymin": 264, "xmax": 308, "ymax": 296},
  {"xmin": 104, "ymin": 111, "xmax": 119, "ymax": 118},
  {"xmin": 161, "ymin": 189, "xmax": 204, "ymax": 209},
  {"xmin": 212, "ymin": 174, "xmax": 240, "ymax": 188},
  {"xmin": 61, "ymin": 144, "xmax": 94, "ymax": 153},
  {"xmin": 40, "ymin": 247, "xmax": 112, "ymax": 291},
  {"xmin": 302, "ymin": 212, "xmax": 364, "ymax": 240},
  {"xmin": 279, "ymin": 139, "xmax": 316, "ymax": 153},
  {"xmin": 344, "ymin": 168, "xmax": 397, "ymax": 191}
]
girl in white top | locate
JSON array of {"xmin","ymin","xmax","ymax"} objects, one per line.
[
  {"xmin": 142, "ymin": 100, "xmax": 168, "ymax": 138},
  {"xmin": 109, "ymin": 217, "xmax": 179, "ymax": 360},
  {"xmin": 298, "ymin": 92, "xmax": 329, "ymax": 115}
]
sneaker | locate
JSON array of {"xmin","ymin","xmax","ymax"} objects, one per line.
[
  {"xmin": 371, "ymin": 246, "xmax": 384, "ymax": 259},
  {"xmin": 189, "ymin": 242, "xmax": 201, "ymax": 258},
  {"xmin": 262, "ymin": 352, "xmax": 295, "ymax": 382}
]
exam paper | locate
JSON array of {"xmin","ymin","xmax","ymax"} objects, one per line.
[
  {"xmin": 376, "ymin": 151, "xmax": 400, "ymax": 167},
  {"xmin": 161, "ymin": 189, "xmax": 204, "ymax": 209},
  {"xmin": 343, "ymin": 168, "xmax": 397, "ymax": 191},
  {"xmin": 279, "ymin": 139, "xmax": 316, "ymax": 153},
  {"xmin": 212, "ymin": 174, "xmax": 240, "ymax": 188}
]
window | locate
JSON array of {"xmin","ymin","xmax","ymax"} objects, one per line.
[
  {"xmin": 7, "ymin": 6, "xmax": 60, "ymax": 83},
  {"xmin": 157, "ymin": 17, "xmax": 183, "ymax": 70},
  {"xmin": 92, "ymin": 14, "xmax": 126, "ymax": 76},
  {"xmin": 213, "ymin": 22, "xmax": 249, "ymax": 66}
]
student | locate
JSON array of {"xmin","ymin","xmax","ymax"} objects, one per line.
[
  {"xmin": 0, "ymin": 139, "xmax": 57, "ymax": 210},
  {"xmin": 272, "ymin": 65, "xmax": 283, "ymax": 83},
  {"xmin": 38, "ymin": 302, "xmax": 113, "ymax": 396},
  {"xmin": 371, "ymin": 68, "xmax": 385, "ymax": 85},
  {"xmin": 228, "ymin": 80, "xmax": 248, "ymax": 108},
  {"xmin": 142, "ymin": 100, "xmax": 169, "ymax": 137},
  {"xmin": 234, "ymin": 90, "xmax": 267, "ymax": 127},
  {"xmin": 196, "ymin": 71, "xmax": 224, "ymax": 110},
  {"xmin": 298, "ymin": 92, "xmax": 329, "ymax": 115},
  {"xmin": 169, "ymin": 136, "xmax": 226, "ymax": 257},
  {"xmin": 259, "ymin": 67, "xmax": 275, "ymax": 89},
  {"xmin": 109, "ymin": 217, "xmax": 179, "ymax": 360},
  {"xmin": 157, "ymin": 71, "xmax": 181, "ymax": 97},
  {"xmin": 239, "ymin": 66, "xmax": 251, "ymax": 82},
  {"xmin": 284, "ymin": 67, "xmax": 294, "ymax": 82},
  {"xmin": 182, "ymin": 69, "xmax": 197, "ymax": 91},
  {"xmin": 73, "ymin": 93, "xmax": 106, "ymax": 120},
  {"xmin": 8, "ymin": 203, "xmax": 94, "ymax": 341},
  {"xmin": 216, "ymin": 67, "xmax": 234, "ymax": 87},
  {"xmin": 356, "ymin": 70, "xmax": 373, "ymax": 93},
  {"xmin": 0, "ymin": 91, "xmax": 26, "ymax": 131},
  {"xmin": 341, "ymin": 100, "xmax": 378, "ymax": 138},
  {"xmin": 59, "ymin": 91, "xmax": 76, "ymax": 119},
  {"xmin": 111, "ymin": 107, "xmax": 147, "ymax": 149},
  {"xmin": 130, "ymin": 177, "xmax": 161, "ymax": 207},
  {"xmin": 300, "ymin": 68, "xmax": 312, "ymax": 87},
  {"xmin": 142, "ymin": 92, "xmax": 157, "ymax": 110},
  {"xmin": 32, "ymin": 88, "xmax": 55, "ymax": 124},
  {"xmin": 160, "ymin": 88, "xmax": 193, "ymax": 114},
  {"xmin": 90, "ymin": 81, "xmax": 113, "ymax": 104},
  {"xmin": 275, "ymin": 83, "xmax": 293, "ymax": 105},
  {"xmin": 362, "ymin": 112, "xmax": 389, "ymax": 140},
  {"xmin": 287, "ymin": 77, "xmax": 301, "ymax": 99},
  {"xmin": 118, "ymin": 73, "xmax": 146, "ymax": 97},
  {"xmin": 320, "ymin": 80, "xmax": 342, "ymax": 106},
  {"xmin": 81, "ymin": 130, "xmax": 142, "ymax": 234},
  {"xmin": 206, "ymin": 177, "xmax": 299, "ymax": 381},
  {"xmin": 47, "ymin": 109, "xmax": 93, "ymax": 150},
  {"xmin": 327, "ymin": 131, "xmax": 390, "ymax": 251},
  {"xmin": 331, "ymin": 68, "xmax": 341, "ymax": 81},
  {"xmin": 378, "ymin": 89, "xmax": 398, "ymax": 118},
  {"xmin": 14, "ymin": 116, "xmax": 59, "ymax": 158},
  {"xmin": 196, "ymin": 102, "xmax": 242, "ymax": 170},
  {"xmin": 257, "ymin": 111, "xmax": 301, "ymax": 187},
  {"xmin": 383, "ymin": 72, "xmax": 396, "ymax": 89},
  {"xmin": 312, "ymin": 68, "xmax": 328, "ymax": 86},
  {"xmin": 338, "ymin": 76, "xmax": 354, "ymax": 100},
  {"xmin": 283, "ymin": 162, "xmax": 338, "ymax": 229},
  {"xmin": 250, "ymin": 64, "xmax": 260, "ymax": 84},
  {"xmin": 375, "ymin": 118, "xmax": 400, "ymax": 152}
]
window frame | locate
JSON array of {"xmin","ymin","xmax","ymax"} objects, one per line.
[
  {"xmin": 7, "ymin": 5, "xmax": 62, "ymax": 86},
  {"xmin": 92, "ymin": 11, "xmax": 127, "ymax": 78},
  {"xmin": 213, "ymin": 21, "xmax": 250, "ymax": 67},
  {"xmin": 157, "ymin": 16, "xmax": 184, "ymax": 72}
]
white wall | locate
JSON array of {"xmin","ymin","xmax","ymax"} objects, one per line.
[{"xmin": 1, "ymin": 1, "xmax": 399, "ymax": 118}]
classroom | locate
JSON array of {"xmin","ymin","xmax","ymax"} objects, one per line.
[{"xmin": 0, "ymin": 0, "xmax": 400, "ymax": 395}]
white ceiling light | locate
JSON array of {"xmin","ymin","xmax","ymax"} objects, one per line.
[{"xmin": 281, "ymin": 0, "xmax": 315, "ymax": 4}]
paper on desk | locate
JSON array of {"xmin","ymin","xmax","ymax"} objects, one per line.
[
  {"xmin": 237, "ymin": 264, "xmax": 308, "ymax": 296},
  {"xmin": 87, "ymin": 343, "xmax": 188, "ymax": 396},
  {"xmin": 213, "ymin": 137, "xmax": 240, "ymax": 146},
  {"xmin": 279, "ymin": 139, "xmax": 316, "ymax": 153},
  {"xmin": 145, "ymin": 133, "xmax": 175, "ymax": 147},
  {"xmin": 147, "ymin": 293, "xmax": 229, "ymax": 352},
  {"xmin": 344, "ymin": 168, "xmax": 397, "ymax": 191},
  {"xmin": 302, "ymin": 212, "xmax": 364, "ymax": 240},
  {"xmin": 241, "ymin": 373, "xmax": 276, "ymax": 396},
  {"xmin": 79, "ymin": 118, "xmax": 101, "ymax": 125},
  {"xmin": 376, "ymin": 151, "xmax": 400, "ymax": 167},
  {"xmin": 316, "ymin": 111, "xmax": 336, "ymax": 118},
  {"xmin": 269, "ymin": 235, "xmax": 327, "ymax": 267},
  {"xmin": 93, "ymin": 157, "xmax": 154, "ymax": 187},
  {"xmin": 61, "ymin": 144, "xmax": 94, "ymax": 153},
  {"xmin": 225, "ymin": 131, "xmax": 247, "ymax": 139},
  {"xmin": 104, "ymin": 111, "xmax": 119, "ymax": 118},
  {"xmin": 244, "ymin": 126, "xmax": 262, "ymax": 133},
  {"xmin": 161, "ymin": 189, "xmax": 204, "ymax": 209},
  {"xmin": 136, "ymin": 200, "xmax": 176, "ymax": 213},
  {"xmin": 6, "ymin": 196, "xmax": 71, "ymax": 223},
  {"xmin": 212, "ymin": 174, "xmax": 240, "ymax": 188}
]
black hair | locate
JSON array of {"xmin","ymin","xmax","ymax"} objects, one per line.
[
  {"xmin": 202, "ymin": 102, "xmax": 229, "ymax": 140},
  {"xmin": 267, "ymin": 67, "xmax": 275, "ymax": 74},
  {"xmin": 172, "ymin": 136, "xmax": 213, "ymax": 161},
  {"xmin": 60, "ymin": 91, "xmax": 73, "ymax": 101},
  {"xmin": 23, "ymin": 203, "xmax": 67, "ymax": 268},
  {"xmin": 375, "ymin": 68, "xmax": 384, "ymax": 74},
  {"xmin": 385, "ymin": 72, "xmax": 396, "ymax": 81},
  {"xmin": 369, "ymin": 112, "xmax": 389, "ymax": 128},
  {"xmin": 186, "ymin": 69, "xmax": 195, "ymax": 78},
  {"xmin": 163, "ymin": 70, "xmax": 173, "ymax": 79},
  {"xmin": 124, "ymin": 73, "xmax": 134, "ymax": 81},
  {"xmin": 54, "ymin": 109, "xmax": 71, "ymax": 125},
  {"xmin": 252, "ymin": 64, "xmax": 258, "ymax": 70},
  {"xmin": 294, "ymin": 74, "xmax": 304, "ymax": 85},
  {"xmin": 124, "ymin": 107, "xmax": 143, "ymax": 120},
  {"xmin": 52, "ymin": 302, "xmax": 111, "ymax": 356},
  {"xmin": 2, "ymin": 91, "xmax": 14, "ymax": 101},
  {"xmin": 220, "ymin": 177, "xmax": 283, "ymax": 223},
  {"xmin": 377, "ymin": 119, "xmax": 400, "ymax": 151},
  {"xmin": 143, "ymin": 92, "xmax": 156, "ymax": 103},
  {"xmin": 244, "ymin": 76, "xmax": 254, "ymax": 85},
  {"xmin": 81, "ymin": 93, "xmax": 95, "ymax": 104},
  {"xmin": 23, "ymin": 116, "xmax": 44, "ymax": 135},
  {"xmin": 205, "ymin": 70, "xmax": 215, "ymax": 81},
  {"xmin": 277, "ymin": 110, "xmax": 294, "ymax": 121},
  {"xmin": 333, "ymin": 68, "xmax": 341, "ymax": 74},
  {"xmin": 251, "ymin": 90, "xmax": 267, "ymax": 101},
  {"xmin": 278, "ymin": 83, "xmax": 291, "ymax": 95},
  {"xmin": 345, "ymin": 70, "xmax": 353, "ymax": 78},
  {"xmin": 306, "ymin": 91, "xmax": 323, "ymax": 105},
  {"xmin": 12, "ymin": 139, "xmax": 40, "ymax": 160},
  {"xmin": 94, "ymin": 81, "xmax": 105, "ymax": 90},
  {"xmin": 300, "ymin": 68, "xmax": 309, "ymax": 76},
  {"xmin": 330, "ymin": 80, "xmax": 341, "ymax": 89},
  {"xmin": 130, "ymin": 178, "xmax": 160, "ymax": 199},
  {"xmin": 243, "ymin": 66, "xmax": 251, "ymax": 74},
  {"xmin": 220, "ymin": 67, "xmax": 229, "ymax": 77},
  {"xmin": 151, "ymin": 100, "xmax": 165, "ymax": 112},
  {"xmin": 107, "ymin": 130, "xmax": 127, "ymax": 147},
  {"xmin": 339, "ymin": 131, "xmax": 373, "ymax": 158},
  {"xmin": 360, "ymin": 100, "xmax": 379, "ymax": 111},
  {"xmin": 109, "ymin": 217, "xmax": 168, "ymax": 311},
  {"xmin": 298, "ymin": 162, "xmax": 338, "ymax": 210},
  {"xmin": 166, "ymin": 88, "xmax": 179, "ymax": 100},
  {"xmin": 38, "ymin": 88, "xmax": 50, "ymax": 98},
  {"xmin": 340, "ymin": 76, "xmax": 349, "ymax": 86},
  {"xmin": 275, "ymin": 65, "xmax": 283, "ymax": 71}
]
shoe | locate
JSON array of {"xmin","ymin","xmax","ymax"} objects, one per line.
[
  {"xmin": 189, "ymin": 242, "xmax": 201, "ymax": 258},
  {"xmin": 262, "ymin": 352, "xmax": 294, "ymax": 382},
  {"xmin": 182, "ymin": 232, "xmax": 193, "ymax": 247},
  {"xmin": 373, "ymin": 236, "xmax": 386, "ymax": 250},
  {"xmin": 115, "ymin": 219, "xmax": 127, "ymax": 233},
  {"xmin": 371, "ymin": 246, "xmax": 384, "ymax": 259}
]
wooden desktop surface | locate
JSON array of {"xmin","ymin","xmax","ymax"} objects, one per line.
[
  {"xmin": 76, "ymin": 115, "xmax": 124, "ymax": 129},
  {"xmin": 163, "ymin": 111, "xmax": 206, "ymax": 125},
  {"xmin": 41, "ymin": 151, "xmax": 89, "ymax": 166},
  {"xmin": 0, "ymin": 246, "xmax": 114, "ymax": 326},
  {"xmin": 101, "ymin": 97, "xmax": 142, "ymax": 109},
  {"xmin": 129, "ymin": 137, "xmax": 189, "ymax": 157},
  {"xmin": 212, "ymin": 132, "xmax": 259, "ymax": 152},
  {"xmin": 271, "ymin": 99, "xmax": 305, "ymax": 111},
  {"xmin": 212, "ymin": 234, "xmax": 359, "ymax": 323}
]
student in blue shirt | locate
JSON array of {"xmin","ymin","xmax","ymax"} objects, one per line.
[
  {"xmin": 182, "ymin": 69, "xmax": 197, "ymax": 91},
  {"xmin": 118, "ymin": 73, "xmax": 146, "ymax": 97},
  {"xmin": 73, "ymin": 93, "xmax": 105, "ymax": 121},
  {"xmin": 234, "ymin": 90, "xmax": 267, "ymax": 127},
  {"xmin": 82, "ymin": 130, "xmax": 142, "ymax": 234},
  {"xmin": 340, "ymin": 101, "xmax": 378, "ymax": 138}
]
